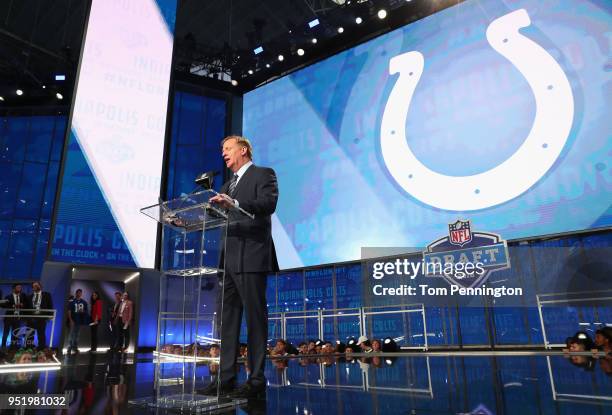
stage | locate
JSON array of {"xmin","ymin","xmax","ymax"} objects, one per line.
[{"xmin": 17, "ymin": 351, "xmax": 610, "ymax": 414}]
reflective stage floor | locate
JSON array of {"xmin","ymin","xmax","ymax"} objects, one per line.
[{"xmin": 1, "ymin": 351, "xmax": 610, "ymax": 414}]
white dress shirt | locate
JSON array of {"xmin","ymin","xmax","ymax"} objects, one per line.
[{"xmin": 232, "ymin": 161, "xmax": 253, "ymax": 207}]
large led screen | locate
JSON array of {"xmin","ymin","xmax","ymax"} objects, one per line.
[
  {"xmin": 243, "ymin": 0, "xmax": 612, "ymax": 269},
  {"xmin": 51, "ymin": 0, "xmax": 176, "ymax": 268}
]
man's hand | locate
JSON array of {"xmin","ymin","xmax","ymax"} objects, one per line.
[{"xmin": 210, "ymin": 193, "xmax": 236, "ymax": 209}]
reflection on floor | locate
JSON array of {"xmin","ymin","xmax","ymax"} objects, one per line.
[{"xmin": 0, "ymin": 352, "xmax": 609, "ymax": 414}]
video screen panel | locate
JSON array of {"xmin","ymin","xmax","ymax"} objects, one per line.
[
  {"xmin": 243, "ymin": 0, "xmax": 612, "ymax": 269},
  {"xmin": 51, "ymin": 0, "xmax": 177, "ymax": 268}
]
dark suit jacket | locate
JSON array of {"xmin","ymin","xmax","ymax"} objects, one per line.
[
  {"xmin": 220, "ymin": 164, "xmax": 279, "ymax": 274},
  {"xmin": 3, "ymin": 292, "xmax": 27, "ymax": 315},
  {"xmin": 28, "ymin": 291, "xmax": 54, "ymax": 316}
]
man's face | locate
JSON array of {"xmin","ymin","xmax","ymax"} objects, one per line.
[
  {"xmin": 32, "ymin": 283, "xmax": 41, "ymax": 292},
  {"xmin": 122, "ymin": 293, "xmax": 128, "ymax": 301},
  {"xmin": 595, "ymin": 333, "xmax": 605, "ymax": 347},
  {"xmin": 14, "ymin": 285, "xmax": 21, "ymax": 294},
  {"xmin": 569, "ymin": 342, "xmax": 584, "ymax": 352},
  {"xmin": 222, "ymin": 138, "xmax": 246, "ymax": 172},
  {"xmin": 76, "ymin": 290, "xmax": 82, "ymax": 299},
  {"xmin": 275, "ymin": 341, "xmax": 286, "ymax": 353},
  {"xmin": 115, "ymin": 293, "xmax": 122, "ymax": 301}
]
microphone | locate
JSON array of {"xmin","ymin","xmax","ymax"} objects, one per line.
[{"xmin": 195, "ymin": 170, "xmax": 220, "ymax": 190}]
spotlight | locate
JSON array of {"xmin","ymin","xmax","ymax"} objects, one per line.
[
  {"xmin": 0, "ymin": 96, "xmax": 4, "ymax": 101},
  {"xmin": 308, "ymin": 18, "xmax": 320, "ymax": 28},
  {"xmin": 381, "ymin": 337, "xmax": 398, "ymax": 352},
  {"xmin": 42, "ymin": 85, "xmax": 46, "ymax": 89},
  {"xmin": 337, "ymin": 27, "xmax": 344, "ymax": 33},
  {"xmin": 265, "ymin": 63, "xmax": 270, "ymax": 68},
  {"xmin": 311, "ymin": 38, "xmax": 317, "ymax": 44},
  {"xmin": 377, "ymin": 9, "xmax": 387, "ymax": 19},
  {"xmin": 56, "ymin": 93, "xmax": 63, "ymax": 100},
  {"xmin": 16, "ymin": 89, "xmax": 23, "ymax": 96},
  {"xmin": 278, "ymin": 54, "xmax": 284, "ymax": 61},
  {"xmin": 55, "ymin": 74, "xmax": 66, "ymax": 81},
  {"xmin": 253, "ymin": 46, "xmax": 263, "ymax": 55},
  {"xmin": 248, "ymin": 69, "xmax": 254, "ymax": 75},
  {"xmin": 231, "ymin": 80, "xmax": 238, "ymax": 86},
  {"xmin": 297, "ymin": 48, "xmax": 305, "ymax": 56},
  {"xmin": 355, "ymin": 17, "xmax": 363, "ymax": 24},
  {"xmin": 347, "ymin": 337, "xmax": 356, "ymax": 346}
]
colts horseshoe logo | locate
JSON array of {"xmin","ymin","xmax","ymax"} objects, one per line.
[{"xmin": 380, "ymin": 9, "xmax": 574, "ymax": 211}]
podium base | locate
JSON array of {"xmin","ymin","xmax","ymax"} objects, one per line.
[{"xmin": 129, "ymin": 393, "xmax": 247, "ymax": 413}]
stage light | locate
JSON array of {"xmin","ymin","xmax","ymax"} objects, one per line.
[
  {"xmin": 253, "ymin": 46, "xmax": 263, "ymax": 55},
  {"xmin": 231, "ymin": 80, "xmax": 238, "ymax": 86},
  {"xmin": 265, "ymin": 63, "xmax": 270, "ymax": 68},
  {"xmin": 56, "ymin": 93, "xmax": 63, "ymax": 100},
  {"xmin": 297, "ymin": 48, "xmax": 305, "ymax": 56},
  {"xmin": 337, "ymin": 27, "xmax": 344, "ymax": 33},
  {"xmin": 16, "ymin": 89, "xmax": 23, "ymax": 96},
  {"xmin": 248, "ymin": 69, "xmax": 254, "ymax": 75},
  {"xmin": 55, "ymin": 74, "xmax": 66, "ymax": 81},
  {"xmin": 347, "ymin": 337, "xmax": 356, "ymax": 346},
  {"xmin": 0, "ymin": 96, "xmax": 4, "ymax": 101},
  {"xmin": 124, "ymin": 272, "xmax": 139, "ymax": 283},
  {"xmin": 377, "ymin": 9, "xmax": 387, "ymax": 19},
  {"xmin": 308, "ymin": 18, "xmax": 320, "ymax": 28},
  {"xmin": 42, "ymin": 85, "xmax": 46, "ymax": 89},
  {"xmin": 311, "ymin": 38, "xmax": 317, "ymax": 44},
  {"xmin": 381, "ymin": 337, "xmax": 398, "ymax": 352},
  {"xmin": 355, "ymin": 17, "xmax": 363, "ymax": 24},
  {"xmin": 278, "ymin": 54, "xmax": 284, "ymax": 61}
]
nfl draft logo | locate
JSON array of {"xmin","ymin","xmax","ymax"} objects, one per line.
[
  {"xmin": 422, "ymin": 220, "xmax": 510, "ymax": 289},
  {"xmin": 449, "ymin": 220, "xmax": 472, "ymax": 247}
]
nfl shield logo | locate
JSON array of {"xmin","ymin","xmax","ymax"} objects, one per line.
[{"xmin": 448, "ymin": 220, "xmax": 472, "ymax": 247}]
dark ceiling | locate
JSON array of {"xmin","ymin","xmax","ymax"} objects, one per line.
[{"xmin": 0, "ymin": 0, "xmax": 461, "ymax": 105}]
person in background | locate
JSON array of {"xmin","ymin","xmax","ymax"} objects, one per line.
[
  {"xmin": 321, "ymin": 341, "xmax": 336, "ymax": 354},
  {"xmin": 89, "ymin": 291, "xmax": 102, "ymax": 352},
  {"xmin": 28, "ymin": 281, "xmax": 54, "ymax": 350},
  {"xmin": 109, "ymin": 292, "xmax": 122, "ymax": 351},
  {"xmin": 239, "ymin": 343, "xmax": 248, "ymax": 359},
  {"xmin": 594, "ymin": 327, "xmax": 612, "ymax": 354},
  {"xmin": 2, "ymin": 284, "xmax": 26, "ymax": 349},
  {"xmin": 357, "ymin": 336, "xmax": 373, "ymax": 353},
  {"xmin": 209, "ymin": 344, "xmax": 220, "ymax": 358},
  {"xmin": 67, "ymin": 289, "xmax": 88, "ymax": 355},
  {"xmin": 297, "ymin": 342, "xmax": 308, "ymax": 355},
  {"xmin": 270, "ymin": 339, "xmax": 289, "ymax": 357},
  {"xmin": 115, "ymin": 292, "xmax": 133, "ymax": 353},
  {"xmin": 371, "ymin": 339, "xmax": 382, "ymax": 353}
]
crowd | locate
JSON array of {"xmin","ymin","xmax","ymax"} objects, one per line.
[
  {"xmin": 0, "ymin": 347, "xmax": 55, "ymax": 364},
  {"xmin": 268, "ymin": 335, "xmax": 398, "ymax": 357},
  {"xmin": 562, "ymin": 327, "xmax": 612, "ymax": 374},
  {"xmin": 65, "ymin": 290, "xmax": 134, "ymax": 354}
]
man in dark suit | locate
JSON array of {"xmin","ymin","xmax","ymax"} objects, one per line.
[
  {"xmin": 28, "ymin": 281, "xmax": 54, "ymax": 349},
  {"xmin": 2, "ymin": 283, "xmax": 27, "ymax": 348},
  {"xmin": 207, "ymin": 135, "xmax": 279, "ymax": 399}
]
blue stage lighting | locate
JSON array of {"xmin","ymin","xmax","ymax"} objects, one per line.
[
  {"xmin": 253, "ymin": 46, "xmax": 263, "ymax": 55},
  {"xmin": 308, "ymin": 19, "xmax": 320, "ymax": 28}
]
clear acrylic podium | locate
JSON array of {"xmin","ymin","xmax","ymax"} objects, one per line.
[{"xmin": 130, "ymin": 189, "xmax": 249, "ymax": 412}]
